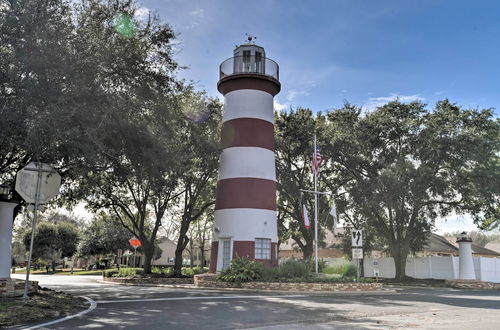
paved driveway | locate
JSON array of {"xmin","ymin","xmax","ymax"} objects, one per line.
[{"xmin": 10, "ymin": 274, "xmax": 500, "ymax": 329}]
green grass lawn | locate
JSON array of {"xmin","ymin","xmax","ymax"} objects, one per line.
[{"xmin": 14, "ymin": 268, "xmax": 105, "ymax": 276}]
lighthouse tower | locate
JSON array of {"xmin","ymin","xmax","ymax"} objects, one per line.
[{"xmin": 209, "ymin": 39, "xmax": 280, "ymax": 272}]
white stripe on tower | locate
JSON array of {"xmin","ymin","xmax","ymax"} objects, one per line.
[
  {"xmin": 223, "ymin": 90, "xmax": 275, "ymax": 123},
  {"xmin": 219, "ymin": 147, "xmax": 276, "ymax": 181}
]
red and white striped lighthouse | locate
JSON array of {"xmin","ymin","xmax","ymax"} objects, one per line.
[{"xmin": 209, "ymin": 40, "xmax": 280, "ymax": 272}]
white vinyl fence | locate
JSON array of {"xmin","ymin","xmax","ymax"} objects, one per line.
[{"xmin": 364, "ymin": 256, "xmax": 500, "ymax": 283}]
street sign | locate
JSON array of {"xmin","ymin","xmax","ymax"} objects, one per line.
[
  {"xmin": 352, "ymin": 247, "xmax": 363, "ymax": 259},
  {"xmin": 351, "ymin": 229, "xmax": 363, "ymax": 247},
  {"xmin": 15, "ymin": 162, "xmax": 61, "ymax": 204},
  {"xmin": 129, "ymin": 238, "xmax": 142, "ymax": 247}
]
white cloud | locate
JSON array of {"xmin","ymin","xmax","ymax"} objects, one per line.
[
  {"xmin": 286, "ymin": 89, "xmax": 309, "ymax": 102},
  {"xmin": 434, "ymin": 213, "xmax": 477, "ymax": 235},
  {"xmin": 274, "ymin": 100, "xmax": 288, "ymax": 112},
  {"xmin": 363, "ymin": 94, "xmax": 424, "ymax": 111},
  {"xmin": 134, "ymin": 7, "xmax": 150, "ymax": 21},
  {"xmin": 190, "ymin": 9, "xmax": 205, "ymax": 17}
]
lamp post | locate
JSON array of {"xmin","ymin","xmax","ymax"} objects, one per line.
[{"xmin": 0, "ymin": 184, "xmax": 18, "ymax": 279}]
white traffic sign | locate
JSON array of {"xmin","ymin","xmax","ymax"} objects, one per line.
[
  {"xmin": 351, "ymin": 229, "xmax": 363, "ymax": 247},
  {"xmin": 15, "ymin": 162, "xmax": 61, "ymax": 204},
  {"xmin": 352, "ymin": 247, "xmax": 363, "ymax": 259}
]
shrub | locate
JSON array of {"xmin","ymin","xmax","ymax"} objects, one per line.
[
  {"xmin": 280, "ymin": 259, "xmax": 312, "ymax": 279},
  {"xmin": 103, "ymin": 269, "xmax": 118, "ymax": 277},
  {"xmin": 323, "ymin": 263, "xmax": 355, "ymax": 276},
  {"xmin": 342, "ymin": 264, "xmax": 357, "ymax": 277},
  {"xmin": 192, "ymin": 266, "xmax": 208, "ymax": 275},
  {"xmin": 219, "ymin": 256, "xmax": 260, "ymax": 282},
  {"xmin": 161, "ymin": 267, "xmax": 173, "ymax": 276},
  {"xmin": 111, "ymin": 267, "xmax": 143, "ymax": 277},
  {"xmin": 182, "ymin": 268, "xmax": 194, "ymax": 276}
]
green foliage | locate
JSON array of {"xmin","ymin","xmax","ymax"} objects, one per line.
[
  {"xmin": 181, "ymin": 268, "xmax": 194, "ymax": 276},
  {"xmin": 323, "ymin": 263, "xmax": 356, "ymax": 277},
  {"xmin": 77, "ymin": 213, "xmax": 131, "ymax": 257},
  {"xmin": 322, "ymin": 100, "xmax": 499, "ymax": 279},
  {"xmin": 192, "ymin": 266, "xmax": 209, "ymax": 275},
  {"xmin": 23, "ymin": 222, "xmax": 79, "ymax": 263},
  {"xmin": 103, "ymin": 269, "xmax": 119, "ymax": 277},
  {"xmin": 275, "ymin": 108, "xmax": 331, "ymax": 260},
  {"xmin": 110, "ymin": 267, "xmax": 144, "ymax": 277},
  {"xmin": 219, "ymin": 258, "xmax": 370, "ymax": 283},
  {"xmin": 256, "ymin": 259, "xmax": 313, "ymax": 282},
  {"xmin": 55, "ymin": 222, "xmax": 79, "ymax": 258},
  {"xmin": 103, "ymin": 266, "xmax": 207, "ymax": 278},
  {"xmin": 219, "ymin": 257, "xmax": 261, "ymax": 283}
]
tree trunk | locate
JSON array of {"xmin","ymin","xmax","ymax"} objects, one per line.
[
  {"xmin": 142, "ymin": 243, "xmax": 154, "ymax": 274},
  {"xmin": 199, "ymin": 241, "xmax": 206, "ymax": 267},
  {"xmin": 302, "ymin": 243, "xmax": 313, "ymax": 260},
  {"xmin": 392, "ymin": 244, "xmax": 409, "ymax": 280},
  {"xmin": 189, "ymin": 240, "xmax": 194, "ymax": 267},
  {"xmin": 173, "ymin": 234, "xmax": 189, "ymax": 276}
]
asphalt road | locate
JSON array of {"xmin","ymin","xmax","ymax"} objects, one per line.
[{"xmin": 10, "ymin": 274, "xmax": 500, "ymax": 329}]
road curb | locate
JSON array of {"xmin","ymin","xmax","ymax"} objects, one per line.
[
  {"xmin": 97, "ymin": 279, "xmax": 399, "ymax": 296},
  {"xmin": 20, "ymin": 296, "xmax": 97, "ymax": 330}
]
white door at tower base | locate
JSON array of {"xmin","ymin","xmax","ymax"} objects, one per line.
[{"xmin": 222, "ymin": 239, "xmax": 232, "ymax": 270}]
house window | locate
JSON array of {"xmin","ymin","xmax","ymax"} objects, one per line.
[{"xmin": 255, "ymin": 238, "xmax": 271, "ymax": 259}]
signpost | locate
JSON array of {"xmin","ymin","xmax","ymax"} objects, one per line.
[
  {"xmin": 351, "ymin": 229, "xmax": 363, "ymax": 281},
  {"xmin": 351, "ymin": 229, "xmax": 363, "ymax": 247},
  {"xmin": 373, "ymin": 259, "xmax": 379, "ymax": 281},
  {"xmin": 352, "ymin": 247, "xmax": 363, "ymax": 259},
  {"xmin": 129, "ymin": 238, "xmax": 142, "ymax": 267},
  {"xmin": 15, "ymin": 162, "xmax": 61, "ymax": 299}
]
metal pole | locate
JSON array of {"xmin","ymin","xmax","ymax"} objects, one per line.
[
  {"xmin": 23, "ymin": 162, "xmax": 43, "ymax": 300},
  {"xmin": 357, "ymin": 258, "xmax": 360, "ymax": 282},
  {"xmin": 314, "ymin": 134, "xmax": 318, "ymax": 274},
  {"xmin": 133, "ymin": 246, "xmax": 137, "ymax": 267},
  {"xmin": 299, "ymin": 189, "xmax": 332, "ymax": 195}
]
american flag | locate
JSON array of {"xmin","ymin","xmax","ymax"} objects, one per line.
[{"xmin": 310, "ymin": 148, "xmax": 322, "ymax": 177}]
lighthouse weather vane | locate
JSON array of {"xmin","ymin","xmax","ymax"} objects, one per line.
[{"xmin": 245, "ymin": 33, "xmax": 256, "ymax": 43}]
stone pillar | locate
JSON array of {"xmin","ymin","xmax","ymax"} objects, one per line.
[
  {"xmin": 0, "ymin": 202, "xmax": 17, "ymax": 279},
  {"xmin": 457, "ymin": 232, "xmax": 476, "ymax": 280}
]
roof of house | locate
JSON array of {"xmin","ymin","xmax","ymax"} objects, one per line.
[
  {"xmin": 485, "ymin": 242, "xmax": 500, "ymax": 253},
  {"xmin": 424, "ymin": 233, "xmax": 459, "ymax": 254},
  {"xmin": 425, "ymin": 233, "xmax": 500, "ymax": 256},
  {"xmin": 471, "ymin": 244, "xmax": 500, "ymax": 256}
]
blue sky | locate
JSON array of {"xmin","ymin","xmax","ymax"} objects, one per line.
[
  {"xmin": 132, "ymin": 0, "xmax": 499, "ymax": 233},
  {"xmin": 139, "ymin": 0, "xmax": 499, "ymax": 115}
]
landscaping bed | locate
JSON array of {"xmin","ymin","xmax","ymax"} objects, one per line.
[
  {"xmin": 381, "ymin": 277, "xmax": 448, "ymax": 287},
  {"xmin": 101, "ymin": 266, "xmax": 207, "ymax": 285},
  {"xmin": 194, "ymin": 273, "xmax": 382, "ymax": 291},
  {"xmin": 104, "ymin": 277, "xmax": 193, "ymax": 285},
  {"xmin": 0, "ymin": 289, "xmax": 86, "ymax": 327},
  {"xmin": 197, "ymin": 257, "xmax": 382, "ymax": 292}
]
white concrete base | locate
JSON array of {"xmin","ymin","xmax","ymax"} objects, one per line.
[
  {"xmin": 0, "ymin": 201, "xmax": 17, "ymax": 279},
  {"xmin": 458, "ymin": 241, "xmax": 476, "ymax": 280}
]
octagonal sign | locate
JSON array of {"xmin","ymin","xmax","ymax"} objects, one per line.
[{"xmin": 15, "ymin": 162, "xmax": 61, "ymax": 204}]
